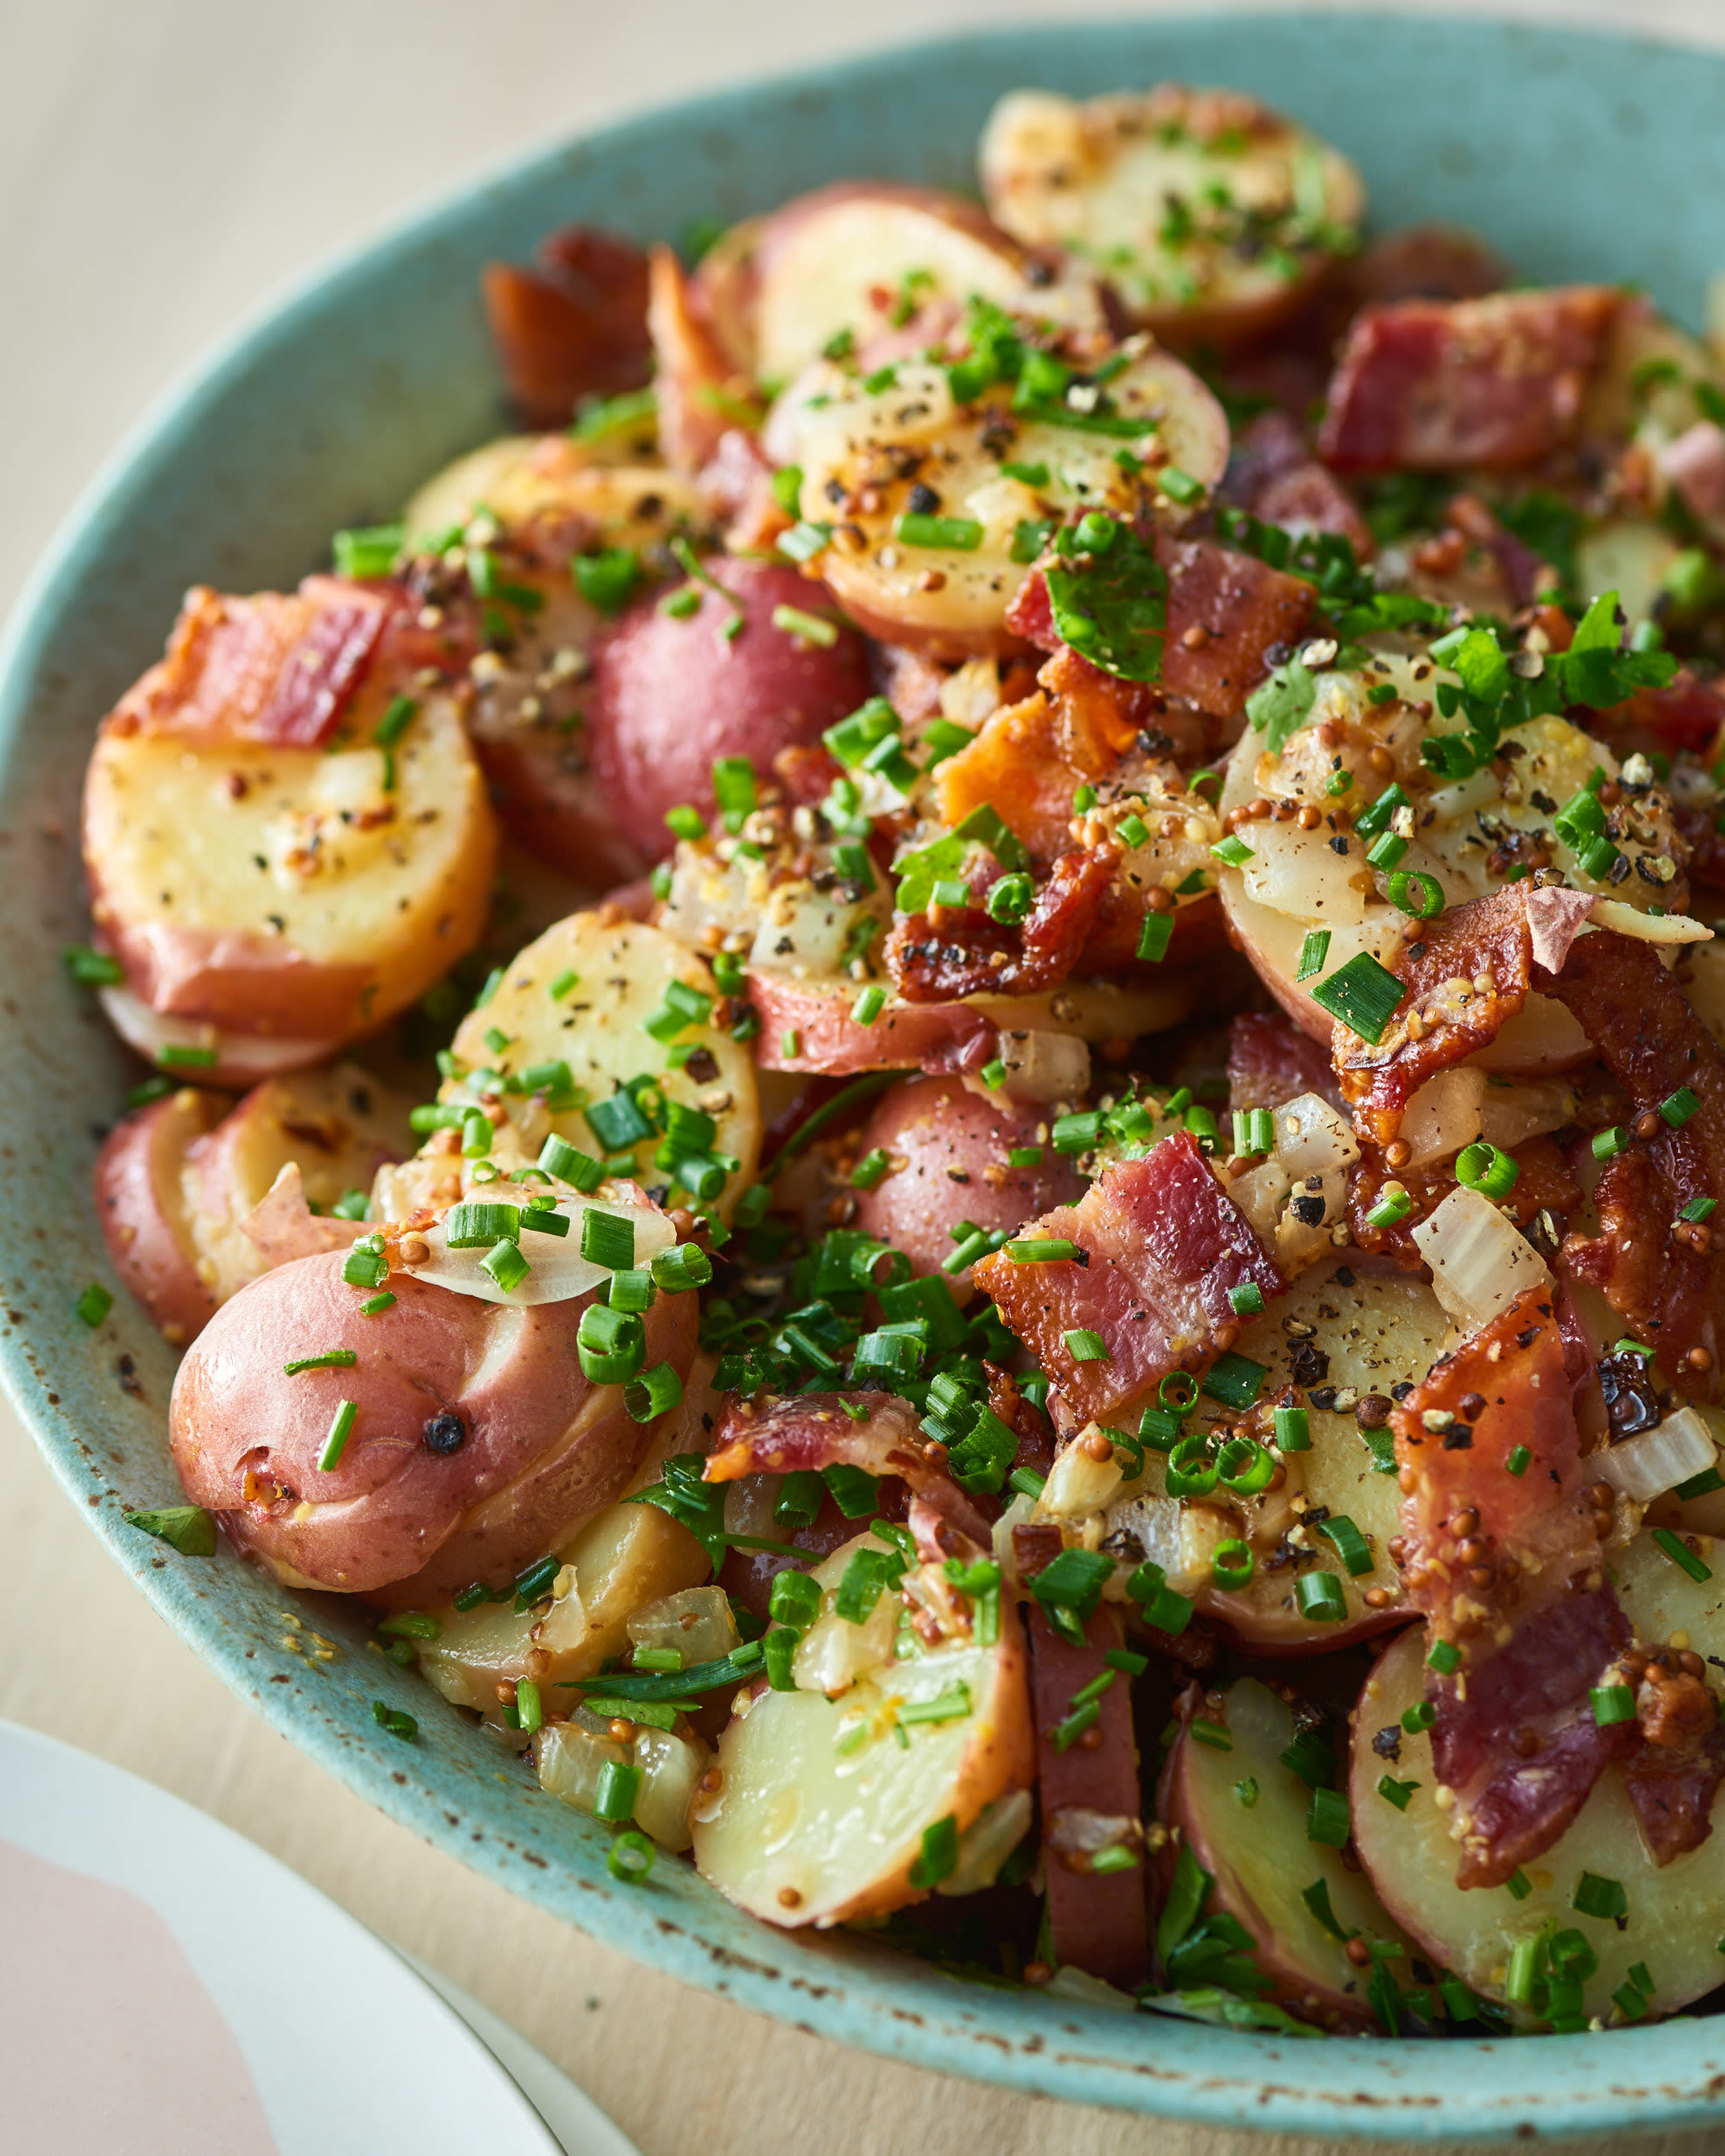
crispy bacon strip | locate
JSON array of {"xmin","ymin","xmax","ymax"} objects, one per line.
[
  {"xmin": 1027, "ymin": 1605, "xmax": 1150, "ymax": 1987},
  {"xmin": 105, "ymin": 577, "xmax": 404, "ymax": 750},
  {"xmin": 648, "ymin": 244, "xmax": 753, "ymax": 476},
  {"xmin": 1547, "ymin": 931, "xmax": 1725, "ymax": 1396},
  {"xmin": 1331, "ymin": 886, "xmax": 1535, "ymax": 1146},
  {"xmin": 1006, "ymin": 537, "xmax": 1314, "ymax": 723},
  {"xmin": 884, "ymin": 843, "xmax": 1118, "ymax": 1003},
  {"xmin": 1318, "ymin": 286, "xmax": 1620, "ymax": 472},
  {"xmin": 481, "ymin": 225, "xmax": 651, "ymax": 429},
  {"xmin": 1226, "ymin": 1011, "xmax": 1345, "ymax": 1115},
  {"xmin": 1390, "ymin": 1286, "xmax": 1621, "ymax": 1887},
  {"xmin": 1350, "ymin": 1134, "xmax": 1580, "ymax": 1270},
  {"xmin": 705, "ymin": 1390, "xmax": 992, "ymax": 1548},
  {"xmin": 973, "ymin": 1133, "xmax": 1281, "ymax": 1427},
  {"xmin": 1624, "ymin": 1662, "xmax": 1725, "ymax": 1866}
]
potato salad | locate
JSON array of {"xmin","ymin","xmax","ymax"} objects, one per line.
[{"xmin": 79, "ymin": 78, "xmax": 1725, "ymax": 2040}]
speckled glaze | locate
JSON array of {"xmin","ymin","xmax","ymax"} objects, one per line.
[{"xmin": 5, "ymin": 15, "xmax": 1725, "ymax": 2137}]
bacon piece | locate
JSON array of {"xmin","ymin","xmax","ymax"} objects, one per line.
[
  {"xmin": 481, "ymin": 225, "xmax": 651, "ymax": 429},
  {"xmin": 1444, "ymin": 492, "xmax": 1549, "ymax": 609},
  {"xmin": 1433, "ymin": 1591, "xmax": 1633, "ymax": 1889},
  {"xmin": 1318, "ymin": 287, "xmax": 1620, "ymax": 473},
  {"xmin": 1331, "ymin": 886, "xmax": 1534, "ymax": 1147},
  {"xmin": 1006, "ymin": 537, "xmax": 1315, "ymax": 724},
  {"xmin": 1027, "ymin": 1605, "xmax": 1150, "ymax": 1987},
  {"xmin": 884, "ymin": 844, "xmax": 1118, "ymax": 1002},
  {"xmin": 973, "ymin": 1133, "xmax": 1281, "ymax": 1426},
  {"xmin": 1624, "ymin": 1668, "xmax": 1725, "ymax": 1866},
  {"xmin": 704, "ymin": 1389, "xmax": 992, "ymax": 1549},
  {"xmin": 1350, "ymin": 1134, "xmax": 1579, "ymax": 1270},
  {"xmin": 105, "ymin": 577, "xmax": 403, "ymax": 750},
  {"xmin": 1546, "ymin": 931, "xmax": 1725, "ymax": 1396},
  {"xmin": 647, "ymin": 244, "xmax": 756, "ymax": 476},
  {"xmin": 1226, "ymin": 1011, "xmax": 1346, "ymax": 1114}
]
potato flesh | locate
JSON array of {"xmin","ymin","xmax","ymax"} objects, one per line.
[
  {"xmin": 1103, "ymin": 1261, "xmax": 1448, "ymax": 1645},
  {"xmin": 692, "ymin": 1627, "xmax": 1027, "ymax": 1927},
  {"xmin": 416, "ymin": 1495, "xmax": 710, "ymax": 1712},
  {"xmin": 1352, "ymin": 1538, "xmax": 1725, "ymax": 2022},
  {"xmin": 1172, "ymin": 1678, "xmax": 1414, "ymax": 2023},
  {"xmin": 786, "ymin": 346, "xmax": 1225, "ymax": 652},
  {"xmin": 449, "ymin": 912, "xmax": 762, "ymax": 1219},
  {"xmin": 85, "ymin": 695, "xmax": 494, "ymax": 1030},
  {"xmin": 980, "ymin": 89, "xmax": 1364, "ymax": 335},
  {"xmin": 1217, "ymin": 658, "xmax": 1682, "ymax": 1054}
]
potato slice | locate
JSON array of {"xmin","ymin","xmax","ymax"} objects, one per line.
[
  {"xmin": 692, "ymin": 1601, "xmax": 1034, "ymax": 1927},
  {"xmin": 693, "ymin": 182, "xmax": 1103, "ymax": 386},
  {"xmin": 1352, "ymin": 1535, "xmax": 1725, "ymax": 2023},
  {"xmin": 1216, "ymin": 654, "xmax": 1686, "ymax": 1054},
  {"xmin": 783, "ymin": 342, "xmax": 1226, "ymax": 657},
  {"xmin": 1163, "ymin": 1678, "xmax": 1416, "ymax": 2028},
  {"xmin": 449, "ymin": 912, "xmax": 762, "ymax": 1219},
  {"xmin": 85, "ymin": 690, "xmax": 494, "ymax": 1075},
  {"xmin": 1102, "ymin": 1259, "xmax": 1447, "ymax": 1649},
  {"xmin": 94, "ymin": 1087, "xmax": 229, "ymax": 1344},
  {"xmin": 980, "ymin": 87, "xmax": 1364, "ymax": 349}
]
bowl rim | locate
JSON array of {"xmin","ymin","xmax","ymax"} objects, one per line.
[{"xmin": 8, "ymin": 9, "xmax": 1725, "ymax": 2138}]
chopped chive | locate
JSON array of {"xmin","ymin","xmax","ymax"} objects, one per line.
[
  {"xmin": 1295, "ymin": 931, "xmax": 1332, "ymax": 984},
  {"xmin": 896, "ymin": 513, "xmax": 984, "ymax": 550},
  {"xmin": 360, "ymin": 1291, "xmax": 397, "ymax": 1316},
  {"xmin": 1660, "ymin": 1087, "xmax": 1701, "ymax": 1128},
  {"xmin": 850, "ymin": 985, "xmax": 886, "ymax": 1026},
  {"xmin": 908, "ymin": 1814, "xmax": 960, "ymax": 1888},
  {"xmin": 608, "ymin": 1830, "xmax": 656, "ymax": 1883},
  {"xmin": 370, "ymin": 1700, "xmax": 417, "ymax": 1743},
  {"xmin": 332, "ymin": 523, "xmax": 403, "ymax": 579},
  {"xmin": 1064, "ymin": 1328, "xmax": 1110, "ymax": 1363},
  {"xmin": 624, "ymin": 1360, "xmax": 683, "ymax": 1423},
  {"xmin": 319, "ymin": 1401, "xmax": 358, "ymax": 1471},
  {"xmin": 74, "ymin": 1282, "xmax": 114, "ymax": 1327},
  {"xmin": 1591, "ymin": 1683, "xmax": 1637, "ymax": 1726},
  {"xmin": 1234, "ymin": 1777, "xmax": 1260, "ymax": 1808},
  {"xmin": 1307, "ymin": 1787, "xmax": 1351, "ymax": 1846},
  {"xmin": 1274, "ymin": 1407, "xmax": 1311, "ymax": 1452},
  {"xmin": 1309, "ymin": 952, "xmax": 1405, "ymax": 1045},
  {"xmin": 1652, "ymin": 1526, "xmax": 1712, "ymax": 1583},
  {"xmin": 1295, "ymin": 1571, "xmax": 1347, "ymax": 1622},
  {"xmin": 1505, "ymin": 1445, "xmax": 1532, "ymax": 1476},
  {"xmin": 771, "ymin": 603, "xmax": 839, "ymax": 648},
  {"xmin": 1427, "ymin": 1639, "xmax": 1461, "ymax": 1675},
  {"xmin": 283, "ymin": 1349, "xmax": 359, "ymax": 1376},
  {"xmin": 1201, "ymin": 1352, "xmax": 1267, "ymax": 1408},
  {"xmin": 1158, "ymin": 466, "xmax": 1205, "ymax": 505},
  {"xmin": 1402, "ymin": 1700, "xmax": 1435, "ymax": 1733},
  {"xmin": 1320, "ymin": 1516, "xmax": 1376, "ymax": 1576},
  {"xmin": 62, "ymin": 943, "xmax": 124, "ymax": 987},
  {"xmin": 1456, "ymin": 1141, "xmax": 1520, "ymax": 1200},
  {"xmin": 1377, "ymin": 1776, "xmax": 1419, "ymax": 1811},
  {"xmin": 158, "ymin": 1044, "xmax": 217, "ymax": 1069},
  {"xmin": 1210, "ymin": 834, "xmax": 1256, "ymax": 867},
  {"xmin": 123, "ymin": 1504, "xmax": 216, "ymax": 1556},
  {"xmin": 1189, "ymin": 1719, "xmax": 1233, "ymax": 1750},
  {"xmin": 593, "ymin": 1760, "xmax": 642, "ymax": 1823},
  {"xmin": 1005, "ymin": 1238, "xmax": 1082, "ymax": 1263},
  {"xmin": 580, "ymin": 1209, "xmax": 637, "ymax": 1269},
  {"xmin": 1572, "ymin": 1871, "xmax": 1628, "ymax": 1921},
  {"xmin": 1227, "ymin": 1282, "xmax": 1265, "ymax": 1317},
  {"xmin": 899, "ymin": 1683, "xmax": 972, "ymax": 1727}
]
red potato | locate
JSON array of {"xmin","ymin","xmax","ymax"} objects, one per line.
[
  {"xmin": 692, "ymin": 181, "xmax": 1103, "ymax": 387},
  {"xmin": 850, "ymin": 1076, "xmax": 1083, "ymax": 1290},
  {"xmin": 586, "ymin": 559, "xmax": 873, "ymax": 863},
  {"xmin": 980, "ymin": 87, "xmax": 1364, "ymax": 353},
  {"xmin": 94, "ymin": 1087, "xmax": 229, "ymax": 1344},
  {"xmin": 171, "ymin": 1250, "xmax": 696, "ymax": 1597},
  {"xmin": 93, "ymin": 1062, "xmax": 411, "ymax": 1344},
  {"xmin": 1027, "ymin": 1605, "xmax": 1150, "ymax": 1987},
  {"xmin": 82, "ymin": 582, "xmax": 495, "ymax": 1076},
  {"xmin": 1160, "ymin": 1678, "xmax": 1414, "ymax": 2028}
]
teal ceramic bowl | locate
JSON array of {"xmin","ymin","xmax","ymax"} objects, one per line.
[{"xmin": 6, "ymin": 12, "xmax": 1725, "ymax": 2137}]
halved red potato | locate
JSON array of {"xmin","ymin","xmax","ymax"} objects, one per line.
[
  {"xmin": 1162, "ymin": 1677, "xmax": 1415, "ymax": 2028},
  {"xmin": 691, "ymin": 181, "xmax": 1104, "ymax": 387},
  {"xmin": 782, "ymin": 339, "xmax": 1227, "ymax": 658},
  {"xmin": 171, "ymin": 1243, "xmax": 696, "ymax": 1598},
  {"xmin": 85, "ymin": 677, "xmax": 494, "ymax": 1081},
  {"xmin": 94, "ymin": 1087, "xmax": 229, "ymax": 1344},
  {"xmin": 586, "ymin": 559, "xmax": 873, "ymax": 862},
  {"xmin": 750, "ymin": 971, "xmax": 1195, "ymax": 1086},
  {"xmin": 848, "ymin": 1075, "xmax": 1084, "ymax": 1290},
  {"xmin": 1353, "ymin": 1530, "xmax": 1725, "ymax": 2023},
  {"xmin": 414, "ymin": 1360, "xmax": 719, "ymax": 1708},
  {"xmin": 980, "ymin": 86, "xmax": 1364, "ymax": 350},
  {"xmin": 691, "ymin": 1566, "xmax": 1033, "ymax": 1927},
  {"xmin": 1214, "ymin": 649, "xmax": 1690, "ymax": 1055},
  {"xmin": 447, "ymin": 912, "xmax": 762, "ymax": 1221},
  {"xmin": 1101, "ymin": 1257, "xmax": 1448, "ymax": 1650}
]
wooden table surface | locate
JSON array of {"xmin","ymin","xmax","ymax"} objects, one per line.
[{"xmin": 4, "ymin": 4, "xmax": 1725, "ymax": 2152}]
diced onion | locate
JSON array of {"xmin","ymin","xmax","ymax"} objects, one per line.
[
  {"xmin": 1411, "ymin": 1187, "xmax": 1551, "ymax": 1330},
  {"xmin": 1039, "ymin": 1436, "xmax": 1125, "ymax": 1520},
  {"xmin": 1594, "ymin": 1407, "xmax": 1719, "ymax": 1504},
  {"xmin": 1275, "ymin": 1093, "xmax": 1360, "ymax": 1179},
  {"xmin": 1399, "ymin": 1069, "xmax": 1485, "ymax": 1170}
]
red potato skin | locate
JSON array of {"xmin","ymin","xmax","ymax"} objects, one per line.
[
  {"xmin": 587, "ymin": 560, "xmax": 873, "ymax": 862},
  {"xmin": 850, "ymin": 1077, "xmax": 1082, "ymax": 1290},
  {"xmin": 1157, "ymin": 1690, "xmax": 1373, "ymax": 2028},
  {"xmin": 170, "ymin": 1254, "xmax": 695, "ymax": 1595},
  {"xmin": 1027, "ymin": 1604, "xmax": 1151, "ymax": 1987},
  {"xmin": 471, "ymin": 720, "xmax": 650, "ymax": 890},
  {"xmin": 94, "ymin": 1090, "xmax": 228, "ymax": 1344},
  {"xmin": 748, "ymin": 972, "xmax": 997, "ymax": 1078}
]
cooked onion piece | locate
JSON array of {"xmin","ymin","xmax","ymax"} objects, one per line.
[
  {"xmin": 980, "ymin": 86, "xmax": 1364, "ymax": 349},
  {"xmin": 1410, "ymin": 1188, "xmax": 1552, "ymax": 1332}
]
